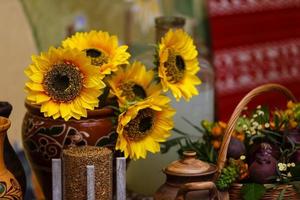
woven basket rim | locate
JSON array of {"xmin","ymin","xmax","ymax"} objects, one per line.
[{"xmin": 231, "ymin": 183, "xmax": 294, "ymax": 187}]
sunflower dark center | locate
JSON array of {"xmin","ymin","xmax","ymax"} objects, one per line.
[
  {"xmin": 120, "ymin": 81, "xmax": 146, "ymax": 101},
  {"xmin": 175, "ymin": 55, "xmax": 185, "ymax": 70},
  {"xmin": 139, "ymin": 116, "xmax": 153, "ymax": 132},
  {"xmin": 86, "ymin": 49, "xmax": 102, "ymax": 58},
  {"xmin": 53, "ymin": 74, "xmax": 69, "ymax": 91},
  {"xmin": 85, "ymin": 48, "xmax": 108, "ymax": 66},
  {"xmin": 43, "ymin": 63, "xmax": 83, "ymax": 102},
  {"xmin": 124, "ymin": 108, "xmax": 154, "ymax": 141},
  {"xmin": 164, "ymin": 49, "xmax": 185, "ymax": 83},
  {"xmin": 132, "ymin": 84, "xmax": 147, "ymax": 99}
]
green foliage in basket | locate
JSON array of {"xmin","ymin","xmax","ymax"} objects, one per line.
[
  {"xmin": 291, "ymin": 102, "xmax": 300, "ymax": 121},
  {"xmin": 240, "ymin": 181, "xmax": 300, "ymax": 200},
  {"xmin": 241, "ymin": 183, "xmax": 266, "ymax": 200},
  {"xmin": 216, "ymin": 159, "xmax": 240, "ymax": 190}
]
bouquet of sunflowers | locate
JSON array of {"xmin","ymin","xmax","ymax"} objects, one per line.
[
  {"xmin": 163, "ymin": 101, "xmax": 300, "ymax": 199},
  {"xmin": 24, "ymin": 29, "xmax": 201, "ymax": 160}
]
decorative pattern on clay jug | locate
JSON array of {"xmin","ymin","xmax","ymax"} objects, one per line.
[
  {"xmin": 22, "ymin": 101, "xmax": 116, "ymax": 200},
  {"xmin": 0, "ymin": 102, "xmax": 26, "ymax": 198},
  {"xmin": 0, "ymin": 116, "xmax": 22, "ymax": 199}
]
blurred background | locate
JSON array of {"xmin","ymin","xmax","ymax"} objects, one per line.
[{"xmin": 1, "ymin": 0, "xmax": 300, "ymax": 199}]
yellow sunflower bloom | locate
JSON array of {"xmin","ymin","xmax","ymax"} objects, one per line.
[
  {"xmin": 116, "ymin": 96, "xmax": 175, "ymax": 159},
  {"xmin": 62, "ymin": 30, "xmax": 130, "ymax": 75},
  {"xmin": 107, "ymin": 61, "xmax": 161, "ymax": 107},
  {"xmin": 24, "ymin": 47, "xmax": 105, "ymax": 121},
  {"xmin": 158, "ymin": 29, "xmax": 201, "ymax": 101}
]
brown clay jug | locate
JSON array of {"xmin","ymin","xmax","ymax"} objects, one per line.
[
  {"xmin": 0, "ymin": 116, "xmax": 22, "ymax": 199},
  {"xmin": 0, "ymin": 102, "xmax": 26, "ymax": 198},
  {"xmin": 154, "ymin": 151, "xmax": 219, "ymax": 200}
]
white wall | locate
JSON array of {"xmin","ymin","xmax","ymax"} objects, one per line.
[{"xmin": 0, "ymin": 0, "xmax": 37, "ymax": 148}]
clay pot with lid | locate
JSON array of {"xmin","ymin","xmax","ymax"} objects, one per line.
[{"xmin": 154, "ymin": 151, "xmax": 219, "ymax": 200}]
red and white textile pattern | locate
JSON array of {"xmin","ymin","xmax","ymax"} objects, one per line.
[
  {"xmin": 207, "ymin": 0, "xmax": 300, "ymax": 121},
  {"xmin": 209, "ymin": 0, "xmax": 300, "ymax": 17}
]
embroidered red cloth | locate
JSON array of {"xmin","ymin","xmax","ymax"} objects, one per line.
[{"xmin": 208, "ymin": 0, "xmax": 300, "ymax": 121}]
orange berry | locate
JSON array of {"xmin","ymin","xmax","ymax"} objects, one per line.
[
  {"xmin": 212, "ymin": 126, "xmax": 222, "ymax": 137},
  {"xmin": 236, "ymin": 133, "xmax": 245, "ymax": 142},
  {"xmin": 219, "ymin": 121, "xmax": 227, "ymax": 129},
  {"xmin": 212, "ymin": 140, "xmax": 222, "ymax": 149},
  {"xmin": 290, "ymin": 120, "xmax": 298, "ymax": 128},
  {"xmin": 286, "ymin": 109, "xmax": 293, "ymax": 116},
  {"xmin": 270, "ymin": 122, "xmax": 275, "ymax": 129},
  {"xmin": 287, "ymin": 101, "xmax": 295, "ymax": 109},
  {"xmin": 239, "ymin": 172, "xmax": 249, "ymax": 180}
]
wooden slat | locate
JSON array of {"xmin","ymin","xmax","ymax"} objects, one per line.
[
  {"xmin": 52, "ymin": 159, "xmax": 62, "ymax": 200},
  {"xmin": 87, "ymin": 165, "xmax": 95, "ymax": 200},
  {"xmin": 116, "ymin": 157, "xmax": 126, "ymax": 200}
]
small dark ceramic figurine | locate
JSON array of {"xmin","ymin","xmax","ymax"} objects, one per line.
[
  {"xmin": 248, "ymin": 141, "xmax": 280, "ymax": 165},
  {"xmin": 0, "ymin": 102, "xmax": 12, "ymax": 118},
  {"xmin": 227, "ymin": 137, "xmax": 246, "ymax": 159},
  {"xmin": 249, "ymin": 143, "xmax": 277, "ymax": 184}
]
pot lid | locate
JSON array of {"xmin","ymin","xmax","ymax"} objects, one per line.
[{"xmin": 164, "ymin": 151, "xmax": 217, "ymax": 177}]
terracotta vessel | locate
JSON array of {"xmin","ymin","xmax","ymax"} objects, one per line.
[
  {"xmin": 22, "ymin": 101, "xmax": 116, "ymax": 200},
  {"xmin": 0, "ymin": 116, "xmax": 22, "ymax": 199},
  {"xmin": 0, "ymin": 102, "xmax": 26, "ymax": 198},
  {"xmin": 154, "ymin": 151, "xmax": 218, "ymax": 200}
]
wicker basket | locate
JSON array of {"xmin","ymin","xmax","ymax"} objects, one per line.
[{"xmin": 216, "ymin": 83, "xmax": 300, "ymax": 200}]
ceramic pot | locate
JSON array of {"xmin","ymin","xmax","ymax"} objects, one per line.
[
  {"xmin": 0, "ymin": 116, "xmax": 22, "ymax": 199},
  {"xmin": 22, "ymin": 101, "xmax": 116, "ymax": 200},
  {"xmin": 0, "ymin": 102, "xmax": 26, "ymax": 198},
  {"xmin": 154, "ymin": 151, "xmax": 218, "ymax": 200}
]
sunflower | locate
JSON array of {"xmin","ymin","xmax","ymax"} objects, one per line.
[
  {"xmin": 107, "ymin": 61, "xmax": 161, "ymax": 107},
  {"xmin": 116, "ymin": 96, "xmax": 175, "ymax": 159},
  {"xmin": 157, "ymin": 29, "xmax": 201, "ymax": 101},
  {"xmin": 62, "ymin": 31, "xmax": 130, "ymax": 75},
  {"xmin": 24, "ymin": 47, "xmax": 105, "ymax": 121}
]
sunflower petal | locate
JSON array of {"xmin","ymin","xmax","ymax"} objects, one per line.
[
  {"xmin": 60, "ymin": 103, "xmax": 71, "ymax": 118},
  {"xmin": 36, "ymin": 93, "xmax": 51, "ymax": 104},
  {"xmin": 26, "ymin": 82, "xmax": 44, "ymax": 92}
]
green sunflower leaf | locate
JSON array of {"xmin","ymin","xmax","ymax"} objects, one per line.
[
  {"xmin": 182, "ymin": 117, "xmax": 205, "ymax": 133},
  {"xmin": 172, "ymin": 127, "xmax": 189, "ymax": 136},
  {"xmin": 160, "ymin": 137, "xmax": 186, "ymax": 153}
]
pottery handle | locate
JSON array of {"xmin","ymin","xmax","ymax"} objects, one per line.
[{"xmin": 175, "ymin": 181, "xmax": 220, "ymax": 200}]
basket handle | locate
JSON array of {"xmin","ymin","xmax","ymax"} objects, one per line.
[{"xmin": 216, "ymin": 83, "xmax": 297, "ymax": 178}]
